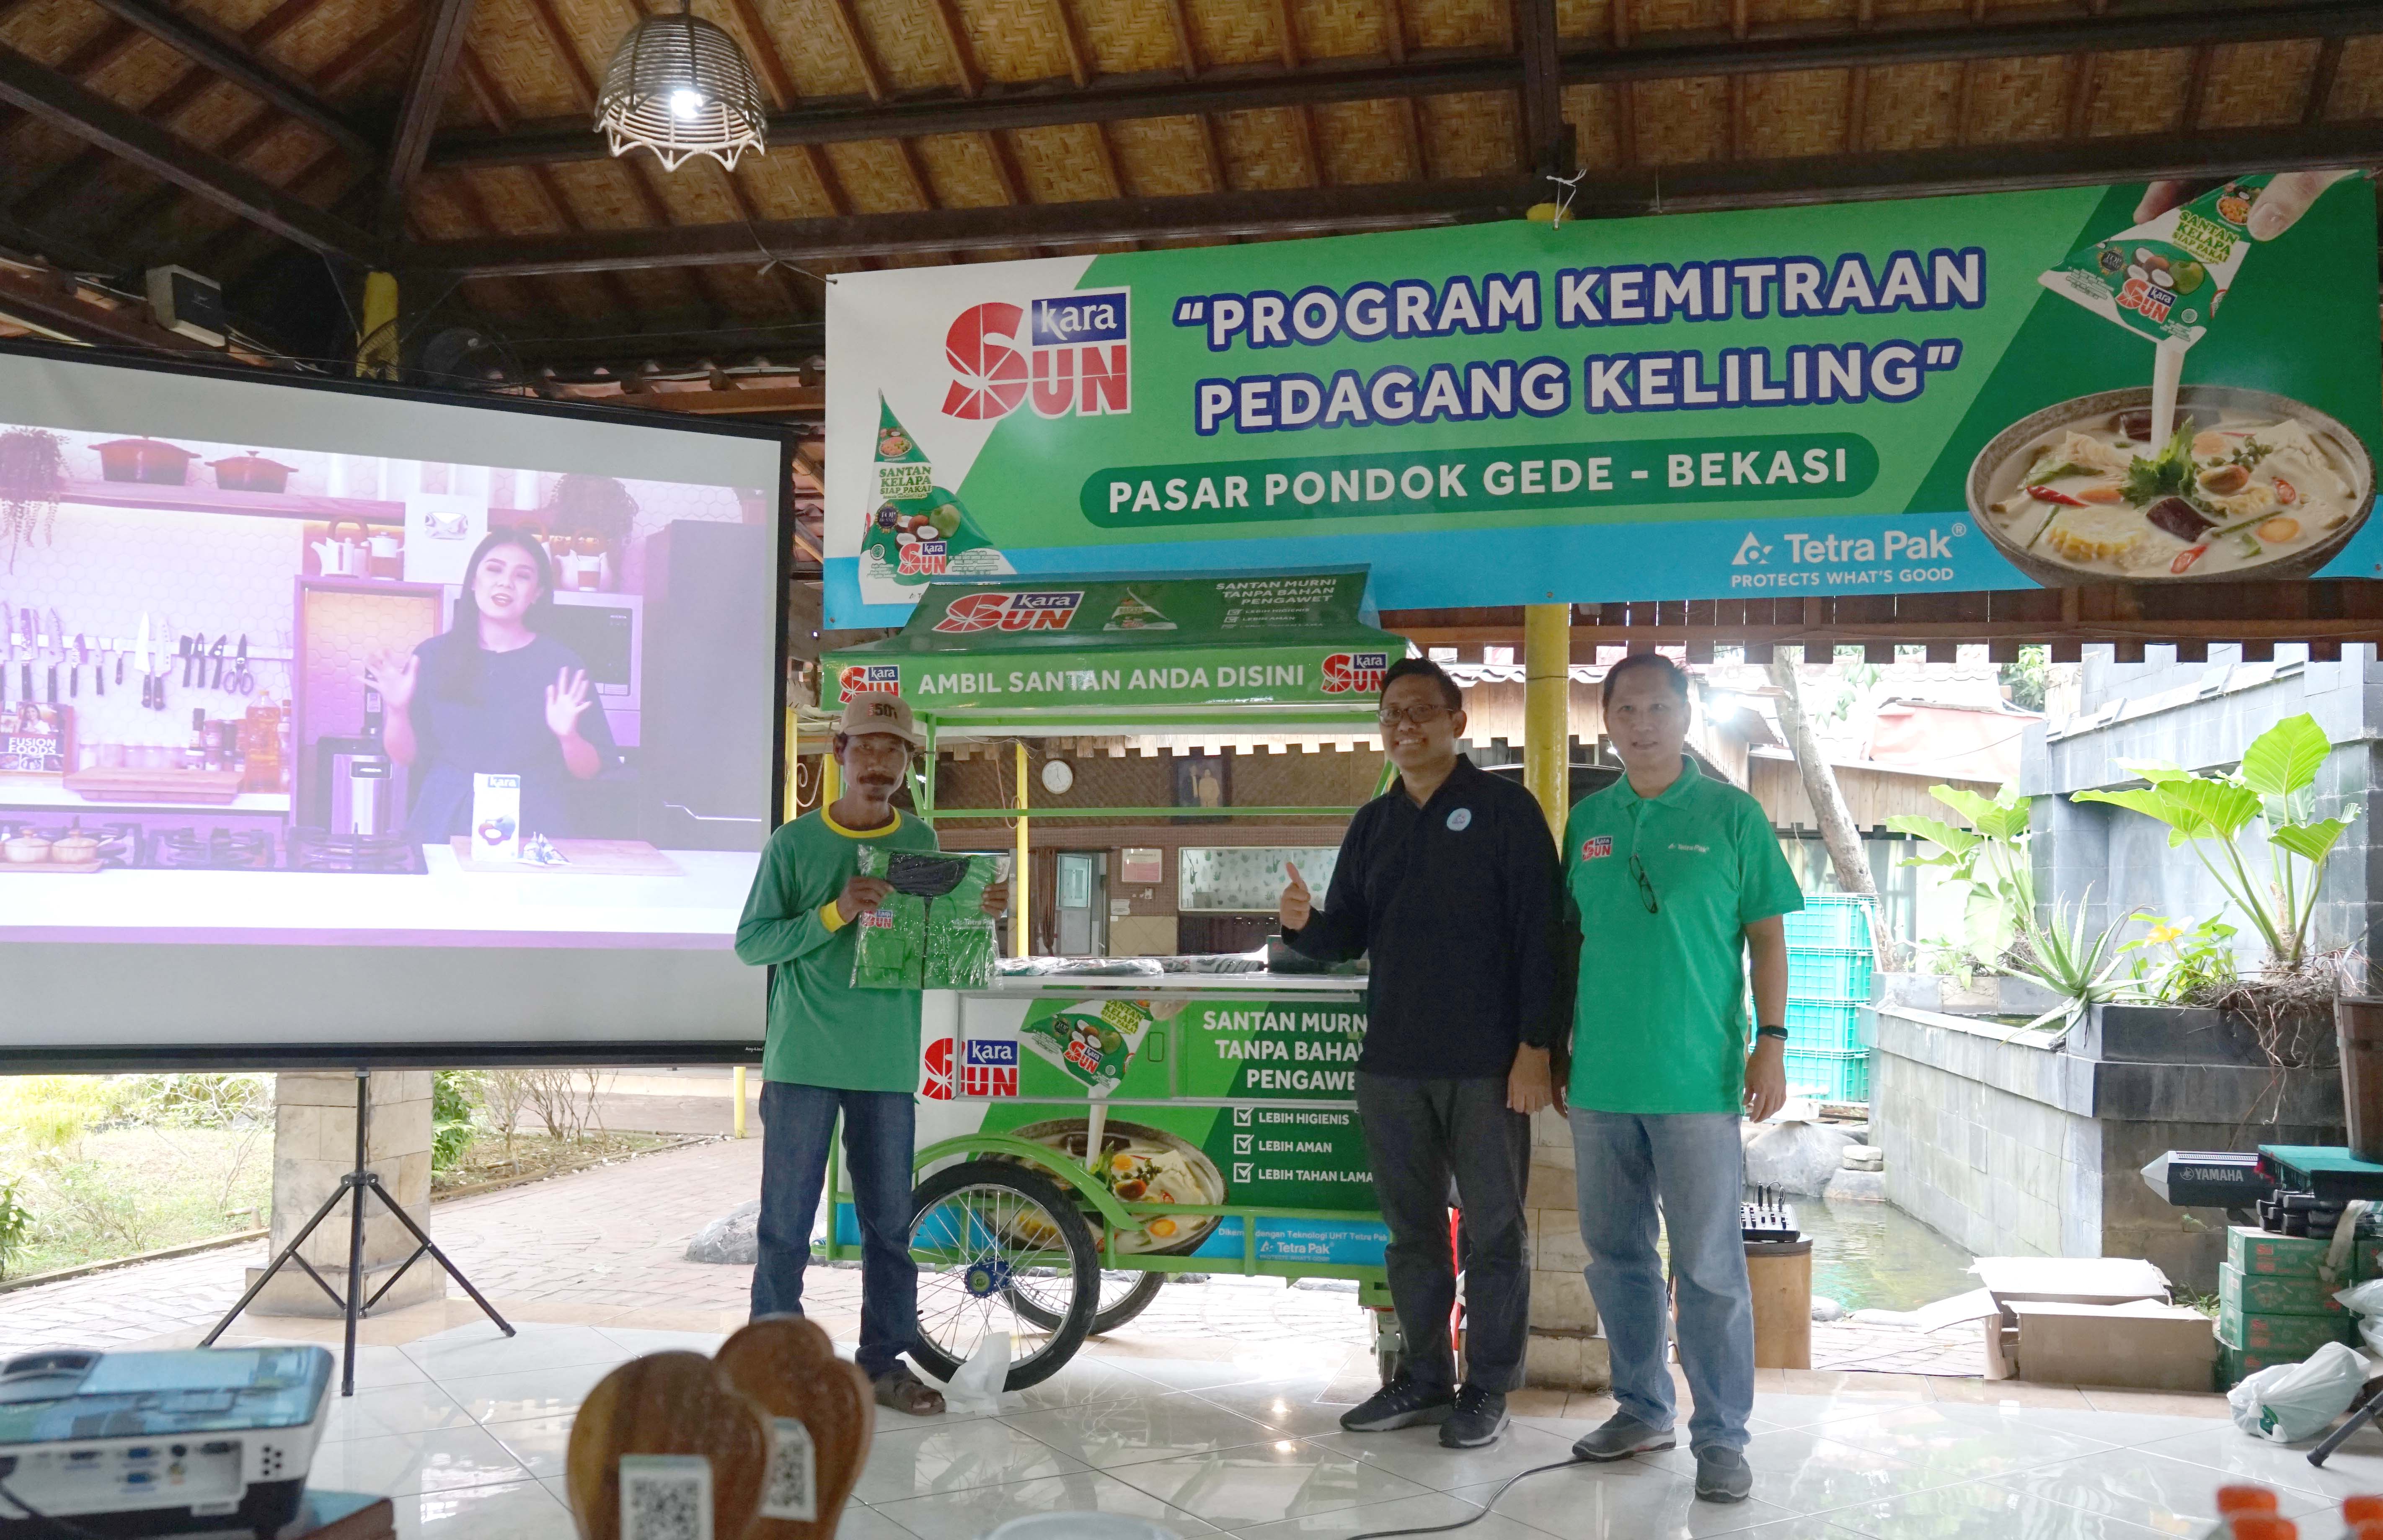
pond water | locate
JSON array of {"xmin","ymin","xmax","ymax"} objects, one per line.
[{"xmin": 1786, "ymin": 1193, "xmax": 1979, "ymax": 1313}]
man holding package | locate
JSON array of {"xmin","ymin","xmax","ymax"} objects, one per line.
[
  {"xmin": 1277, "ymin": 657, "xmax": 1565, "ymax": 1449},
  {"xmin": 1561, "ymin": 653, "xmax": 1798, "ymax": 1504},
  {"xmin": 735, "ymin": 693, "xmax": 1007, "ymax": 1416}
]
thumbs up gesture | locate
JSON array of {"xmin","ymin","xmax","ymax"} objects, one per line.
[{"xmin": 1279, "ymin": 861, "xmax": 1312, "ymax": 934}]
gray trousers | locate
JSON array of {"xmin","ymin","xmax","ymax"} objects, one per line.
[{"xmin": 1354, "ymin": 1071, "xmax": 1533, "ymax": 1393}]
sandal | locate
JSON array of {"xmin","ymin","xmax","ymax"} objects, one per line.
[{"xmin": 874, "ymin": 1363, "xmax": 946, "ymax": 1416}]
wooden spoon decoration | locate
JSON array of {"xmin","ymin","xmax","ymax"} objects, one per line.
[
  {"xmin": 714, "ymin": 1315, "xmax": 874, "ymax": 1540},
  {"xmin": 566, "ymin": 1350, "xmax": 771, "ymax": 1540}
]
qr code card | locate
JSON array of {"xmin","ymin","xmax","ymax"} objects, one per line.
[
  {"xmin": 620, "ymin": 1453, "xmax": 715, "ymax": 1540},
  {"xmin": 760, "ymin": 1416, "xmax": 819, "ymax": 1522}
]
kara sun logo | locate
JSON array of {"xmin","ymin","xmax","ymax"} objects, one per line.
[
  {"xmin": 933, "ymin": 591, "xmax": 1086, "ymax": 634},
  {"xmin": 940, "ymin": 290, "xmax": 1132, "ymax": 422},
  {"xmin": 1321, "ymin": 651, "xmax": 1389, "ymax": 694},
  {"xmin": 837, "ymin": 663, "xmax": 900, "ymax": 703}
]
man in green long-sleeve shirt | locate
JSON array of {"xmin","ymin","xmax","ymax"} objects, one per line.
[{"xmin": 736, "ymin": 692, "xmax": 1006, "ymax": 1416}]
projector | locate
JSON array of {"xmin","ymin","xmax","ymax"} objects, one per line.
[{"xmin": 0, "ymin": 1346, "xmax": 332, "ymax": 1540}]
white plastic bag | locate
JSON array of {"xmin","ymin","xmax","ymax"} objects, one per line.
[
  {"xmin": 943, "ymin": 1331, "xmax": 1010, "ymax": 1415},
  {"xmin": 2228, "ymin": 1340, "xmax": 2369, "ymax": 1443},
  {"xmin": 2338, "ymin": 1278, "xmax": 2383, "ymax": 1317}
]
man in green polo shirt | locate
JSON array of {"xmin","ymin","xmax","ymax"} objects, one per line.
[
  {"xmin": 1561, "ymin": 654, "xmax": 1798, "ymax": 1504},
  {"xmin": 735, "ymin": 692, "xmax": 1007, "ymax": 1416}
]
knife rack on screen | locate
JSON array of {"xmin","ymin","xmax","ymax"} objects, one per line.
[{"xmin": 0, "ymin": 340, "xmax": 787, "ymax": 1068}]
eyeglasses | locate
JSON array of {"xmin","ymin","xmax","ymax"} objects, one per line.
[
  {"xmin": 1377, "ymin": 704, "xmax": 1453, "ymax": 727},
  {"xmin": 1629, "ymin": 850, "xmax": 1659, "ymax": 913}
]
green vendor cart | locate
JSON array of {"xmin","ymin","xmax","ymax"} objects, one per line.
[{"xmin": 818, "ymin": 569, "xmax": 1418, "ymax": 1390}]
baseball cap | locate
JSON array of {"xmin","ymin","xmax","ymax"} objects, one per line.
[{"xmin": 837, "ymin": 693, "xmax": 924, "ymax": 746}]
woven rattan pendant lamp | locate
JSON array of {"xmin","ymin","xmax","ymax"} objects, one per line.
[{"xmin": 594, "ymin": 0, "xmax": 767, "ymax": 171}]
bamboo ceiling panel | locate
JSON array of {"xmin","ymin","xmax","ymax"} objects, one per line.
[
  {"xmin": 1563, "ymin": 82, "xmax": 1622, "ymax": 167},
  {"xmin": 469, "ymin": 0, "xmax": 590, "ymax": 117},
  {"xmin": 1012, "ymin": 122, "xmax": 1125, "ymax": 201},
  {"xmin": 1747, "ymin": 0, "xmax": 1856, "ymax": 28},
  {"xmin": 1419, "ymin": 90, "xmax": 1517, "ymax": 175},
  {"xmin": 737, "ymin": 152, "xmax": 845, "ymax": 219},
  {"xmin": 850, "ymin": 0, "xmax": 969, "ymax": 93},
  {"xmin": 0, "ymin": 0, "xmax": 113, "ymax": 66},
  {"xmin": 956, "ymin": 0, "xmax": 1075, "ymax": 83},
  {"xmin": 1634, "ymin": 75, "xmax": 1726, "ymax": 164},
  {"xmin": 2330, "ymin": 36, "xmax": 2383, "ymax": 118},
  {"xmin": 1406, "ymin": 0, "xmax": 1502, "ymax": 50},
  {"xmin": 2084, "ymin": 47, "xmax": 2194, "ymax": 136},
  {"xmin": 1859, "ymin": 60, "xmax": 1963, "ymax": 151},
  {"xmin": 1072, "ymin": 0, "xmax": 1186, "ymax": 73},
  {"xmin": 1744, "ymin": 70, "xmax": 1848, "ymax": 159},
  {"xmin": 1294, "ymin": 0, "xmax": 1398, "ymax": 62},
  {"xmin": 1110, "ymin": 117, "xmax": 1219, "ymax": 197},
  {"xmin": 1187, "ymin": 0, "xmax": 1291, "ymax": 68},
  {"xmin": 269, "ymin": 0, "xmax": 415, "ymax": 78},
  {"xmin": 1315, "ymin": 98, "xmax": 1418, "ymax": 182},
  {"xmin": 1869, "ymin": 0, "xmax": 1963, "ymax": 21},
  {"xmin": 915, "ymin": 130, "xmax": 1015, "ymax": 205},
  {"xmin": 1964, "ymin": 57, "xmax": 2071, "ymax": 145},
  {"xmin": 1216, "ymin": 106, "xmax": 1316, "ymax": 188},
  {"xmin": 757, "ymin": 0, "xmax": 884, "ymax": 98},
  {"xmin": 1632, "ymin": 0, "xmax": 1724, "ymax": 39},
  {"xmin": 1554, "ymin": 0, "xmax": 1605, "ymax": 43},
  {"xmin": 2202, "ymin": 39, "xmax": 2320, "ymax": 128},
  {"xmin": 824, "ymin": 140, "xmax": 935, "ymax": 213}
]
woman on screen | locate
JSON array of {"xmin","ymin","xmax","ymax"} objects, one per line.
[{"xmin": 364, "ymin": 528, "xmax": 615, "ymax": 847}]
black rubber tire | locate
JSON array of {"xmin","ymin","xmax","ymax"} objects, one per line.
[
  {"xmin": 907, "ymin": 1159, "xmax": 1099, "ymax": 1390},
  {"xmin": 1013, "ymin": 1268, "xmax": 1166, "ymax": 1337}
]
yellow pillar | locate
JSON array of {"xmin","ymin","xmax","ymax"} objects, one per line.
[
  {"xmin": 1523, "ymin": 604, "xmax": 1571, "ymax": 837},
  {"xmin": 355, "ymin": 272, "xmax": 400, "ymax": 381},
  {"xmin": 822, "ymin": 750, "xmax": 840, "ymax": 810},
  {"xmin": 1013, "ymin": 742, "xmax": 1030, "ymax": 956}
]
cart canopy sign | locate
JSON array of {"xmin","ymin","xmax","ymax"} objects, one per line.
[
  {"xmin": 826, "ymin": 178, "xmax": 2381, "ymax": 625},
  {"xmin": 828, "ymin": 569, "xmax": 1406, "ymax": 716}
]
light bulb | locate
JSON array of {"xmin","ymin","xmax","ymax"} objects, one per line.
[{"xmin": 670, "ymin": 88, "xmax": 706, "ymax": 121}]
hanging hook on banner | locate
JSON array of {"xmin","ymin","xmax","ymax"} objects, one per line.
[{"xmin": 1539, "ymin": 168, "xmax": 1587, "ymax": 230}]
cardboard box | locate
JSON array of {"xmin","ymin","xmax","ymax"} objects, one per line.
[
  {"xmin": 2217, "ymin": 1298, "xmax": 2355, "ymax": 1356},
  {"xmin": 2228, "ymin": 1224, "xmax": 2335, "ymax": 1279},
  {"xmin": 1972, "ymin": 1256, "xmax": 2170, "ymax": 1325},
  {"xmin": 2220, "ymin": 1262, "xmax": 2347, "ymax": 1318},
  {"xmin": 1997, "ymin": 1299, "xmax": 2218, "ymax": 1392}
]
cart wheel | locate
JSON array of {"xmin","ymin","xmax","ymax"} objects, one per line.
[
  {"xmin": 1376, "ymin": 1344, "xmax": 1403, "ymax": 1387},
  {"xmin": 908, "ymin": 1160, "xmax": 1098, "ymax": 1390},
  {"xmin": 1013, "ymin": 1270, "xmax": 1165, "ymax": 1338}
]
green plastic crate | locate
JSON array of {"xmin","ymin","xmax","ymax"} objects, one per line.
[
  {"xmin": 1781, "ymin": 1047, "xmax": 1869, "ymax": 1103},
  {"xmin": 1787, "ymin": 947, "xmax": 1874, "ymax": 1003},
  {"xmin": 1783, "ymin": 895, "xmax": 1874, "ymax": 949},
  {"xmin": 1783, "ymin": 999, "xmax": 1864, "ymax": 1052}
]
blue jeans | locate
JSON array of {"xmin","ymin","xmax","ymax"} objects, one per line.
[
  {"xmin": 752, "ymin": 1081, "xmax": 919, "ymax": 1379},
  {"xmin": 1569, "ymin": 1109, "xmax": 1754, "ymax": 1453}
]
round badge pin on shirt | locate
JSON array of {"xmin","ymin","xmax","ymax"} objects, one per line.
[{"xmin": 1446, "ymin": 807, "xmax": 1473, "ymax": 832}]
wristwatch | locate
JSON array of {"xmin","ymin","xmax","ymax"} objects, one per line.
[{"xmin": 1755, "ymin": 1025, "xmax": 1789, "ymax": 1043}]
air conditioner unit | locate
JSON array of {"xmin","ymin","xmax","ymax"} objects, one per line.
[{"xmin": 145, "ymin": 265, "xmax": 226, "ymax": 346}]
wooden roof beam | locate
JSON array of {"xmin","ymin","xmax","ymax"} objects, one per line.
[
  {"xmin": 0, "ymin": 261, "xmax": 218, "ymax": 350},
  {"xmin": 0, "ymin": 44, "xmax": 380, "ymax": 260},
  {"xmin": 76, "ymin": 0, "xmax": 377, "ymax": 161},
  {"xmin": 1515, "ymin": 0, "xmax": 1565, "ymax": 176},
  {"xmin": 408, "ymin": 119, "xmax": 2383, "ymax": 276},
  {"xmin": 423, "ymin": 0, "xmax": 2383, "ymax": 168},
  {"xmin": 380, "ymin": 0, "xmax": 481, "ymax": 236}
]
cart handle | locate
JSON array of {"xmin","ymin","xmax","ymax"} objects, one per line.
[{"xmin": 913, "ymin": 1133, "xmax": 1138, "ymax": 1230}]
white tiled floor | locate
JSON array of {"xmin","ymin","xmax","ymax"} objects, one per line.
[{"xmin": 260, "ymin": 1320, "xmax": 2383, "ymax": 1540}]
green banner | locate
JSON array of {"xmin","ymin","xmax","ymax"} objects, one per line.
[{"xmin": 826, "ymin": 178, "xmax": 2383, "ymax": 626}]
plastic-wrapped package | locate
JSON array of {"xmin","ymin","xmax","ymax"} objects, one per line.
[{"xmin": 850, "ymin": 847, "xmax": 1006, "ymax": 990}]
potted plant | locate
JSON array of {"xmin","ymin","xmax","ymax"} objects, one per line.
[{"xmin": 0, "ymin": 427, "xmax": 64, "ymax": 573}]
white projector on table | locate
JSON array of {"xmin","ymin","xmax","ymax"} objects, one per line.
[{"xmin": 0, "ymin": 1346, "xmax": 333, "ymax": 1540}]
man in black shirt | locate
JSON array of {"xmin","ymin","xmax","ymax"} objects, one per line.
[{"xmin": 1279, "ymin": 657, "xmax": 1565, "ymax": 1448}]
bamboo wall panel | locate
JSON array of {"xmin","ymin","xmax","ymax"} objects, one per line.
[
  {"xmin": 1860, "ymin": 60, "xmax": 1960, "ymax": 150},
  {"xmin": 1634, "ymin": 75, "xmax": 1725, "ymax": 163},
  {"xmin": 1744, "ymin": 69, "xmax": 1846, "ymax": 159},
  {"xmin": 1074, "ymin": 0, "xmax": 1185, "ymax": 72},
  {"xmin": 2083, "ymin": 48, "xmax": 2190, "ymax": 137}
]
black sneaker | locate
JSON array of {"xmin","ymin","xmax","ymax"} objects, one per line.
[
  {"xmin": 1438, "ymin": 1383, "xmax": 1509, "ymax": 1448},
  {"xmin": 1338, "ymin": 1371, "xmax": 1456, "ymax": 1432}
]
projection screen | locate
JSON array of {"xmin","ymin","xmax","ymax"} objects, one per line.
[{"xmin": 0, "ymin": 341, "xmax": 787, "ymax": 1068}]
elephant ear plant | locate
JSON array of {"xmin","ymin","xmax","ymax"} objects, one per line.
[
  {"xmin": 1888, "ymin": 784, "xmax": 2148, "ymax": 1037},
  {"xmin": 2072, "ymin": 712, "xmax": 2359, "ymax": 1066}
]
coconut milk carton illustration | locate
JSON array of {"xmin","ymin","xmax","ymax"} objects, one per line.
[{"xmin": 861, "ymin": 397, "xmax": 1013, "ymax": 587}]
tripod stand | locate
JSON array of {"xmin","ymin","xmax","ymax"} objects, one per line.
[{"xmin": 203, "ymin": 1069, "xmax": 513, "ymax": 1396}]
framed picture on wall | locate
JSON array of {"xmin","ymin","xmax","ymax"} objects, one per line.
[{"xmin": 1172, "ymin": 755, "xmax": 1228, "ymax": 823}]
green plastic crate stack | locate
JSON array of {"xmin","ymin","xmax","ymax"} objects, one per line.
[
  {"xmin": 2216, "ymin": 1224, "xmax": 2366, "ymax": 1387},
  {"xmin": 1781, "ymin": 894, "xmax": 1876, "ymax": 1097}
]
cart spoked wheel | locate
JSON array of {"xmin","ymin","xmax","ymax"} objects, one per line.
[
  {"xmin": 908, "ymin": 1160, "xmax": 1098, "ymax": 1390},
  {"xmin": 1011, "ymin": 1269, "xmax": 1165, "ymax": 1338}
]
